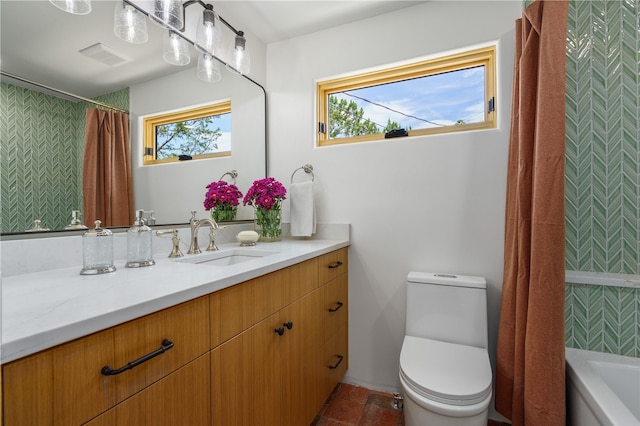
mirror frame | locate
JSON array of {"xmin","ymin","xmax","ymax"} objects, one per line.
[{"xmin": 0, "ymin": 1, "xmax": 268, "ymax": 238}]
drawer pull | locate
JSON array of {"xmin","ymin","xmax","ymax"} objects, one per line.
[
  {"xmin": 283, "ymin": 321, "xmax": 293, "ymax": 330},
  {"xmin": 328, "ymin": 261, "xmax": 343, "ymax": 269},
  {"xmin": 275, "ymin": 327, "xmax": 285, "ymax": 336},
  {"xmin": 329, "ymin": 354, "xmax": 344, "ymax": 370},
  {"xmin": 101, "ymin": 339, "xmax": 174, "ymax": 376},
  {"xmin": 328, "ymin": 301, "xmax": 344, "ymax": 312}
]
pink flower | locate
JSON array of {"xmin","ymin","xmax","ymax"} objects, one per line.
[
  {"xmin": 203, "ymin": 181, "xmax": 243, "ymax": 210},
  {"xmin": 243, "ymin": 177, "xmax": 287, "ymax": 211}
]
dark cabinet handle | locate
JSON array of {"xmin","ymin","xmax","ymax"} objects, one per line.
[
  {"xmin": 328, "ymin": 302, "xmax": 344, "ymax": 313},
  {"xmin": 328, "ymin": 261, "xmax": 343, "ymax": 269},
  {"xmin": 329, "ymin": 354, "xmax": 344, "ymax": 369},
  {"xmin": 283, "ymin": 321, "xmax": 293, "ymax": 330},
  {"xmin": 101, "ymin": 339, "xmax": 174, "ymax": 376},
  {"xmin": 275, "ymin": 327, "xmax": 285, "ymax": 336}
]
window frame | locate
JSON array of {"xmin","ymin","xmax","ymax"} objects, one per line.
[
  {"xmin": 143, "ymin": 101, "xmax": 232, "ymax": 166},
  {"xmin": 316, "ymin": 46, "xmax": 496, "ymax": 146}
]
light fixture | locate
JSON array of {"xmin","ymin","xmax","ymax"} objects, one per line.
[
  {"xmin": 113, "ymin": 1, "xmax": 148, "ymax": 44},
  {"xmin": 195, "ymin": 5, "xmax": 220, "ymax": 55},
  {"xmin": 149, "ymin": 0, "xmax": 184, "ymax": 31},
  {"xmin": 197, "ymin": 54, "xmax": 221, "ymax": 83},
  {"xmin": 109, "ymin": 0, "xmax": 251, "ymax": 82},
  {"xmin": 226, "ymin": 31, "xmax": 250, "ymax": 76},
  {"xmin": 163, "ymin": 31, "xmax": 190, "ymax": 66},
  {"xmin": 49, "ymin": 0, "xmax": 91, "ymax": 15}
]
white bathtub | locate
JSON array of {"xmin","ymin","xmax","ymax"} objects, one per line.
[{"xmin": 566, "ymin": 347, "xmax": 640, "ymax": 426}]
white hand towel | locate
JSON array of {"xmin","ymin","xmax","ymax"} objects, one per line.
[{"xmin": 290, "ymin": 181, "xmax": 316, "ymax": 237}]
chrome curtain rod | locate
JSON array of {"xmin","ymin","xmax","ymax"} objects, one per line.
[{"xmin": 0, "ymin": 70, "xmax": 129, "ymax": 114}]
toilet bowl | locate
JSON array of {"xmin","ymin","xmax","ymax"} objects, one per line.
[
  {"xmin": 399, "ymin": 272, "xmax": 493, "ymax": 426},
  {"xmin": 400, "ymin": 336, "xmax": 492, "ymax": 425}
]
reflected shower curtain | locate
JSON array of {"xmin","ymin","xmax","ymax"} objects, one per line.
[
  {"xmin": 83, "ymin": 108, "xmax": 134, "ymax": 227},
  {"xmin": 495, "ymin": 1, "xmax": 568, "ymax": 425}
]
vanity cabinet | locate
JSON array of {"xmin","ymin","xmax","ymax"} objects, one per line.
[
  {"xmin": 2, "ymin": 296, "xmax": 209, "ymax": 426},
  {"xmin": 2, "ymin": 247, "xmax": 348, "ymax": 426},
  {"xmin": 210, "ymin": 247, "xmax": 349, "ymax": 426}
]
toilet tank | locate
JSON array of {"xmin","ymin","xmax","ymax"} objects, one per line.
[{"xmin": 406, "ymin": 272, "xmax": 488, "ymax": 349}]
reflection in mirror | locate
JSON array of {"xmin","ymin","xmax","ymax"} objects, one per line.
[{"xmin": 0, "ymin": 0, "xmax": 266, "ymax": 236}]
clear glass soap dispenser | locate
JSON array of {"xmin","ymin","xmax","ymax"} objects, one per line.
[
  {"xmin": 80, "ymin": 220, "xmax": 116, "ymax": 275},
  {"xmin": 126, "ymin": 209, "xmax": 155, "ymax": 268}
]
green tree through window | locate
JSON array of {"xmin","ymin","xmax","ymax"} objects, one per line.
[{"xmin": 156, "ymin": 115, "xmax": 224, "ymax": 159}]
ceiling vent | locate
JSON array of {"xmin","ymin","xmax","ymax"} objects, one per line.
[{"xmin": 79, "ymin": 43, "xmax": 130, "ymax": 66}]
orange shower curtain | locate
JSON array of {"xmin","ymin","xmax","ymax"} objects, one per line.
[
  {"xmin": 495, "ymin": 1, "xmax": 568, "ymax": 425},
  {"xmin": 83, "ymin": 108, "xmax": 134, "ymax": 227}
]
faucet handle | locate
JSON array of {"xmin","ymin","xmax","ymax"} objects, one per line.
[
  {"xmin": 190, "ymin": 210, "xmax": 198, "ymax": 224},
  {"xmin": 206, "ymin": 227, "xmax": 219, "ymax": 251},
  {"xmin": 156, "ymin": 229, "xmax": 183, "ymax": 258}
]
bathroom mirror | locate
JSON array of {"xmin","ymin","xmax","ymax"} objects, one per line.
[{"xmin": 0, "ymin": 0, "xmax": 266, "ymax": 235}]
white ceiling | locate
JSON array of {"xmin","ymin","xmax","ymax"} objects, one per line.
[{"xmin": 0, "ymin": 1, "xmax": 426, "ymax": 98}]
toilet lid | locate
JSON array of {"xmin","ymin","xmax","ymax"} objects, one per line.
[{"xmin": 400, "ymin": 336, "xmax": 492, "ymax": 406}]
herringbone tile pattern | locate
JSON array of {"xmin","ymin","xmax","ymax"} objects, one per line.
[
  {"xmin": 564, "ymin": 0, "xmax": 640, "ymax": 357},
  {"xmin": 0, "ymin": 83, "xmax": 128, "ymax": 232}
]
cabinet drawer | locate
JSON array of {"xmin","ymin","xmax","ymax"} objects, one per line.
[
  {"xmin": 318, "ymin": 248, "xmax": 348, "ymax": 285},
  {"xmin": 111, "ymin": 296, "xmax": 209, "ymax": 402},
  {"xmin": 321, "ymin": 274, "xmax": 348, "ymax": 344}
]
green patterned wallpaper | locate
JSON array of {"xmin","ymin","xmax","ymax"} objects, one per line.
[
  {"xmin": 0, "ymin": 83, "xmax": 129, "ymax": 233},
  {"xmin": 564, "ymin": 0, "xmax": 639, "ymax": 356}
]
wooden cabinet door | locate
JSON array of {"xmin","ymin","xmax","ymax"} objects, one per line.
[
  {"xmin": 242, "ymin": 313, "xmax": 284, "ymax": 426},
  {"xmin": 281, "ymin": 291, "xmax": 323, "ymax": 426},
  {"xmin": 111, "ymin": 354, "xmax": 210, "ymax": 426},
  {"xmin": 111, "ymin": 297, "xmax": 209, "ymax": 403},
  {"xmin": 211, "ymin": 333, "xmax": 245, "ymax": 426},
  {"xmin": 3, "ymin": 350, "xmax": 54, "ymax": 426}
]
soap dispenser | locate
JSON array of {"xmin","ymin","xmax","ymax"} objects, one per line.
[
  {"xmin": 126, "ymin": 210, "xmax": 155, "ymax": 268},
  {"xmin": 80, "ymin": 220, "xmax": 116, "ymax": 275}
]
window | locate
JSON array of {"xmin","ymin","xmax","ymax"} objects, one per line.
[
  {"xmin": 316, "ymin": 46, "xmax": 496, "ymax": 146},
  {"xmin": 143, "ymin": 101, "xmax": 231, "ymax": 165}
]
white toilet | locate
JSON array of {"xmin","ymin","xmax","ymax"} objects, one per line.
[{"xmin": 399, "ymin": 272, "xmax": 493, "ymax": 426}]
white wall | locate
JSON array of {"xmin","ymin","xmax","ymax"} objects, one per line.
[
  {"xmin": 128, "ymin": 22, "xmax": 267, "ymax": 225},
  {"xmin": 266, "ymin": 0, "xmax": 522, "ymax": 409}
]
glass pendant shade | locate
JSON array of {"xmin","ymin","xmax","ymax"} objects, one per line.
[
  {"xmin": 195, "ymin": 7, "xmax": 220, "ymax": 55},
  {"xmin": 226, "ymin": 32, "xmax": 250, "ymax": 75},
  {"xmin": 114, "ymin": 2, "xmax": 148, "ymax": 44},
  {"xmin": 197, "ymin": 54, "xmax": 221, "ymax": 83},
  {"xmin": 49, "ymin": 0, "xmax": 92, "ymax": 15},
  {"xmin": 163, "ymin": 31, "xmax": 190, "ymax": 66},
  {"xmin": 150, "ymin": 0, "xmax": 184, "ymax": 31}
]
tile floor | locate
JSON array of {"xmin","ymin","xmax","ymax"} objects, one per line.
[
  {"xmin": 312, "ymin": 383, "xmax": 510, "ymax": 426},
  {"xmin": 312, "ymin": 383, "xmax": 403, "ymax": 426}
]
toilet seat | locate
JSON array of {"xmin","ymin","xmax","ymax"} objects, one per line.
[{"xmin": 400, "ymin": 336, "xmax": 492, "ymax": 407}]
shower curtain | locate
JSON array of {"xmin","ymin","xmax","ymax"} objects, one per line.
[
  {"xmin": 83, "ymin": 108, "xmax": 134, "ymax": 227},
  {"xmin": 495, "ymin": 1, "xmax": 568, "ymax": 425}
]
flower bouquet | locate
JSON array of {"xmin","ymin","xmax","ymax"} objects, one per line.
[
  {"xmin": 243, "ymin": 177, "xmax": 287, "ymax": 241},
  {"xmin": 203, "ymin": 180, "xmax": 243, "ymax": 222}
]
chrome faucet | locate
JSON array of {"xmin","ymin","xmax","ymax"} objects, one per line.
[{"xmin": 188, "ymin": 211, "xmax": 219, "ymax": 254}]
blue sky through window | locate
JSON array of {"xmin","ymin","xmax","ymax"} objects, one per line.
[{"xmin": 331, "ymin": 66, "xmax": 485, "ymax": 134}]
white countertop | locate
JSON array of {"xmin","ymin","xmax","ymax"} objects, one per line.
[{"xmin": 1, "ymin": 238, "xmax": 349, "ymax": 364}]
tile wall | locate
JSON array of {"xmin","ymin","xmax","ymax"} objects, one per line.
[
  {"xmin": 0, "ymin": 84, "xmax": 128, "ymax": 232},
  {"xmin": 564, "ymin": 0, "xmax": 639, "ymax": 356}
]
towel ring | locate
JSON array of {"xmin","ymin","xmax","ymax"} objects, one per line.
[
  {"xmin": 219, "ymin": 170, "xmax": 238, "ymax": 185},
  {"xmin": 291, "ymin": 164, "xmax": 314, "ymax": 183}
]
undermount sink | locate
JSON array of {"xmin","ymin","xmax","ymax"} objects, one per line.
[{"xmin": 177, "ymin": 248, "xmax": 277, "ymax": 267}]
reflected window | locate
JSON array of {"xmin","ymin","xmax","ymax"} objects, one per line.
[
  {"xmin": 143, "ymin": 101, "xmax": 231, "ymax": 165},
  {"xmin": 316, "ymin": 46, "xmax": 496, "ymax": 146}
]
